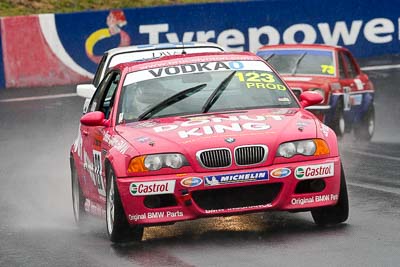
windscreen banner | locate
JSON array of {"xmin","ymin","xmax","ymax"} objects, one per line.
[{"xmin": 0, "ymin": 0, "xmax": 399, "ymax": 88}]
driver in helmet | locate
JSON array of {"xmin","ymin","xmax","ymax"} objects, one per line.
[{"xmin": 122, "ymin": 79, "xmax": 166, "ymax": 120}]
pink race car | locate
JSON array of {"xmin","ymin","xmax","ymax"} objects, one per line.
[{"xmin": 70, "ymin": 51, "xmax": 349, "ymax": 243}]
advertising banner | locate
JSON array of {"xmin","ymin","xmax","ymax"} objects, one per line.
[{"xmin": 0, "ymin": 0, "xmax": 398, "ymax": 88}]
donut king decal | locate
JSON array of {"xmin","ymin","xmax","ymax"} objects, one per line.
[
  {"xmin": 152, "ymin": 114, "xmax": 281, "ymax": 139},
  {"xmin": 294, "ymin": 162, "xmax": 334, "ymax": 180},
  {"xmin": 129, "ymin": 180, "xmax": 175, "ymax": 196},
  {"xmin": 204, "ymin": 170, "xmax": 268, "ymax": 186}
]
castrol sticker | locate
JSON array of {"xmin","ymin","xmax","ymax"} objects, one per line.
[
  {"xmin": 130, "ymin": 181, "xmax": 175, "ymax": 196},
  {"xmin": 294, "ymin": 163, "xmax": 334, "ymax": 179}
]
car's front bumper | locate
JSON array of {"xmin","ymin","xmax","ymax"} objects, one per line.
[{"xmin": 117, "ymin": 157, "xmax": 341, "ymax": 226}]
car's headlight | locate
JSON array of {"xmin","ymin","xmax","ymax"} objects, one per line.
[
  {"xmin": 128, "ymin": 153, "xmax": 188, "ymax": 172},
  {"xmin": 144, "ymin": 155, "xmax": 163, "ymax": 170},
  {"xmin": 276, "ymin": 139, "xmax": 329, "ymax": 158},
  {"xmin": 277, "ymin": 142, "xmax": 297, "ymax": 158}
]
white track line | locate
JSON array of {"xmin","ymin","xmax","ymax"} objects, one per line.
[
  {"xmin": 361, "ymin": 64, "xmax": 400, "ymax": 71},
  {"xmin": 0, "ymin": 93, "xmax": 77, "ymax": 102},
  {"xmin": 342, "ymin": 148, "xmax": 400, "ymax": 162},
  {"xmin": 348, "ymin": 182, "xmax": 400, "ymax": 195}
]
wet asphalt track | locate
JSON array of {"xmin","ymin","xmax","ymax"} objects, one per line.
[{"xmin": 0, "ymin": 59, "xmax": 399, "ymax": 266}]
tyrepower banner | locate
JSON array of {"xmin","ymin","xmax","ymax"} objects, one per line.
[{"xmin": 0, "ymin": 0, "xmax": 399, "ymax": 88}]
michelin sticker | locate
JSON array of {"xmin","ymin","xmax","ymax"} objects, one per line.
[{"xmin": 204, "ymin": 170, "xmax": 268, "ymax": 186}]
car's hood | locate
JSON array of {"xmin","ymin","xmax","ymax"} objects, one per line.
[
  {"xmin": 281, "ymin": 75, "xmax": 336, "ymax": 88},
  {"xmin": 116, "ymin": 109, "xmax": 318, "ymax": 165}
]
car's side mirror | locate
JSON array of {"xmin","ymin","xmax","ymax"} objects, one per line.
[
  {"xmin": 299, "ymin": 91, "xmax": 323, "ymax": 108},
  {"xmin": 77, "ymin": 84, "xmax": 96, "ymax": 99},
  {"xmin": 80, "ymin": 111, "xmax": 109, "ymax": 127}
]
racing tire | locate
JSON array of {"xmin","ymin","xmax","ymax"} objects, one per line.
[
  {"xmin": 329, "ymin": 100, "xmax": 345, "ymax": 138},
  {"xmin": 311, "ymin": 165, "xmax": 349, "ymax": 226},
  {"xmin": 106, "ymin": 167, "xmax": 144, "ymax": 243},
  {"xmin": 354, "ymin": 104, "xmax": 375, "ymax": 141},
  {"xmin": 71, "ymin": 159, "xmax": 88, "ymax": 225}
]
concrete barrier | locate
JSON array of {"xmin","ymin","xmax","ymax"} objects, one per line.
[{"xmin": 0, "ymin": 0, "xmax": 399, "ymax": 89}]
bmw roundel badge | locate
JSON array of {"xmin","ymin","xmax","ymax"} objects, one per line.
[{"xmin": 225, "ymin": 137, "xmax": 235, "ymax": 143}]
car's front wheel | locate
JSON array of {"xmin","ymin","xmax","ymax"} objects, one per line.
[
  {"xmin": 71, "ymin": 159, "xmax": 87, "ymax": 225},
  {"xmin": 354, "ymin": 104, "xmax": 375, "ymax": 141},
  {"xmin": 106, "ymin": 167, "xmax": 144, "ymax": 243},
  {"xmin": 311, "ymin": 164, "xmax": 349, "ymax": 226},
  {"xmin": 329, "ymin": 100, "xmax": 345, "ymax": 138}
]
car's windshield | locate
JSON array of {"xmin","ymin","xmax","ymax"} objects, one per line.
[
  {"xmin": 257, "ymin": 49, "xmax": 335, "ymax": 76},
  {"xmin": 117, "ymin": 60, "xmax": 298, "ymax": 123}
]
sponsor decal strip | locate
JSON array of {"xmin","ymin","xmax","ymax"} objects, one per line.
[
  {"xmin": 271, "ymin": 167, "xmax": 291, "ymax": 178},
  {"xmin": 204, "ymin": 170, "xmax": 268, "ymax": 186},
  {"xmin": 295, "ymin": 162, "xmax": 334, "ymax": 179},
  {"xmin": 291, "ymin": 194, "xmax": 338, "ymax": 205},
  {"xmin": 130, "ymin": 180, "xmax": 175, "ymax": 196},
  {"xmin": 124, "ymin": 60, "xmax": 271, "ymax": 85},
  {"xmin": 129, "ymin": 211, "xmax": 184, "ymax": 221},
  {"xmin": 181, "ymin": 177, "xmax": 203, "ymax": 187}
]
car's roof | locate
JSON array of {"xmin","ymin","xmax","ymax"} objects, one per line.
[
  {"xmin": 257, "ymin": 43, "xmax": 345, "ymax": 52},
  {"xmin": 114, "ymin": 51, "xmax": 261, "ymax": 73},
  {"xmin": 106, "ymin": 42, "xmax": 224, "ymax": 56}
]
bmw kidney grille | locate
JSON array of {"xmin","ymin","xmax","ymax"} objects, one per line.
[{"xmin": 197, "ymin": 145, "xmax": 268, "ymax": 168}]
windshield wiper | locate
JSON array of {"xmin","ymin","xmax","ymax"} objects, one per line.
[
  {"xmin": 291, "ymin": 52, "xmax": 307, "ymax": 75},
  {"xmin": 201, "ymin": 71, "xmax": 236, "ymax": 113},
  {"xmin": 263, "ymin": 53, "xmax": 275, "ymax": 62},
  {"xmin": 137, "ymin": 83, "xmax": 207, "ymax": 121}
]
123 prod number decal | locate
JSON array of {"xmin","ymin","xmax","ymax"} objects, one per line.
[{"xmin": 235, "ymin": 72, "xmax": 286, "ymax": 90}]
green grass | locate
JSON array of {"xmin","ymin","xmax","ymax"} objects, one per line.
[{"xmin": 0, "ymin": 0, "xmax": 228, "ymax": 17}]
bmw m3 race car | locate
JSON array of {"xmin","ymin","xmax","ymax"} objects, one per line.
[
  {"xmin": 257, "ymin": 44, "xmax": 375, "ymax": 140},
  {"xmin": 76, "ymin": 42, "xmax": 224, "ymax": 113},
  {"xmin": 70, "ymin": 51, "xmax": 349, "ymax": 243}
]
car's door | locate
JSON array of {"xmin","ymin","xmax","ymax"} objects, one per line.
[
  {"xmin": 82, "ymin": 71, "xmax": 120, "ymax": 203},
  {"xmin": 338, "ymin": 50, "xmax": 365, "ymax": 122}
]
